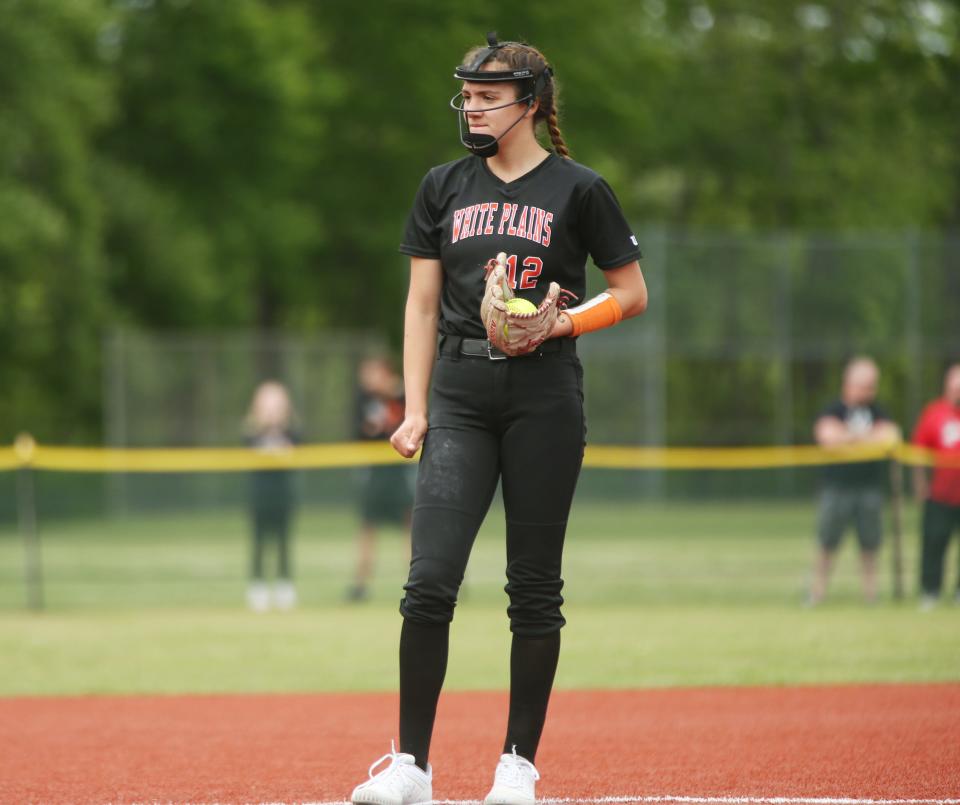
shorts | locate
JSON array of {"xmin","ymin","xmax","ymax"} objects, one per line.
[
  {"xmin": 359, "ymin": 464, "xmax": 414, "ymax": 525},
  {"xmin": 816, "ymin": 487, "xmax": 883, "ymax": 552}
]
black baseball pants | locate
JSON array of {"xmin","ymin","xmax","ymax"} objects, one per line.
[
  {"xmin": 399, "ymin": 336, "xmax": 586, "ymax": 635},
  {"xmin": 920, "ymin": 498, "xmax": 960, "ymax": 596},
  {"xmin": 251, "ymin": 506, "xmax": 292, "ymax": 580},
  {"xmin": 397, "ymin": 336, "xmax": 586, "ymax": 768}
]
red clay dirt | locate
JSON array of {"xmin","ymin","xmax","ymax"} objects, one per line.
[{"xmin": 0, "ymin": 683, "xmax": 957, "ymax": 804}]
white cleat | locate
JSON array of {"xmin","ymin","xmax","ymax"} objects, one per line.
[
  {"xmin": 273, "ymin": 580, "xmax": 297, "ymax": 610},
  {"xmin": 246, "ymin": 581, "xmax": 270, "ymax": 613},
  {"xmin": 919, "ymin": 594, "xmax": 938, "ymax": 612},
  {"xmin": 484, "ymin": 746, "xmax": 540, "ymax": 805},
  {"xmin": 351, "ymin": 741, "xmax": 432, "ymax": 805}
]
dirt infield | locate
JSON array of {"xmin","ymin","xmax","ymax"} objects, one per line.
[{"xmin": 0, "ymin": 683, "xmax": 957, "ymax": 804}]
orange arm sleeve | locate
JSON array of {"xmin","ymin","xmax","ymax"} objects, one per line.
[{"xmin": 566, "ymin": 292, "xmax": 623, "ymax": 337}]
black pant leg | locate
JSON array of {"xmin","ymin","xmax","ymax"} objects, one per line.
[
  {"xmin": 920, "ymin": 499, "xmax": 954, "ymax": 596},
  {"xmin": 251, "ymin": 509, "xmax": 268, "ymax": 580},
  {"xmin": 275, "ymin": 509, "xmax": 292, "ymax": 580},
  {"xmin": 498, "ymin": 354, "xmax": 585, "ymax": 762},
  {"xmin": 499, "ymin": 354, "xmax": 585, "ymax": 636},
  {"xmin": 954, "ymin": 505, "xmax": 960, "ymax": 593},
  {"xmin": 400, "ymin": 424, "xmax": 501, "ymax": 624},
  {"xmin": 398, "ymin": 356, "xmax": 503, "ymax": 767},
  {"xmin": 400, "ymin": 354, "xmax": 503, "ymax": 624}
]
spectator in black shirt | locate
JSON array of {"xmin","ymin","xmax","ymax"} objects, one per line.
[{"xmin": 808, "ymin": 357, "xmax": 900, "ymax": 606}]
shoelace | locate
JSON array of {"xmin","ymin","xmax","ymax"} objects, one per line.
[
  {"xmin": 365, "ymin": 741, "xmax": 424, "ymax": 797},
  {"xmin": 367, "ymin": 740, "xmax": 402, "ymax": 780},
  {"xmin": 497, "ymin": 746, "xmax": 540, "ymax": 788}
]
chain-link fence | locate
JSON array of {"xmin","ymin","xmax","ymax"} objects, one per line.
[{"xmin": 4, "ymin": 231, "xmax": 958, "ymax": 609}]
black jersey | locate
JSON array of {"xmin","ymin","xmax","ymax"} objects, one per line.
[
  {"xmin": 400, "ymin": 153, "xmax": 642, "ymax": 339},
  {"xmin": 817, "ymin": 400, "xmax": 891, "ymax": 489}
]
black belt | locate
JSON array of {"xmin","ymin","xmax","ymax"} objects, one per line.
[{"xmin": 438, "ymin": 335, "xmax": 576, "ymax": 360}]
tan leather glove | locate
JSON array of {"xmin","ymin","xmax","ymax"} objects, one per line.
[{"xmin": 480, "ymin": 253, "xmax": 513, "ymax": 344}]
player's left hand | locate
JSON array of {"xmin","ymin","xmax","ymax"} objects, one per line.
[{"xmin": 490, "ymin": 282, "xmax": 561, "ymax": 356}]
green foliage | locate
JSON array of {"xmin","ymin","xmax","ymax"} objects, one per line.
[
  {"xmin": 103, "ymin": 0, "xmax": 339, "ymax": 329},
  {"xmin": 0, "ymin": 0, "xmax": 114, "ymax": 440}
]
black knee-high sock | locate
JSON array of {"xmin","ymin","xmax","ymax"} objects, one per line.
[
  {"xmin": 399, "ymin": 619, "xmax": 449, "ymax": 771},
  {"xmin": 503, "ymin": 631, "xmax": 561, "ymax": 763}
]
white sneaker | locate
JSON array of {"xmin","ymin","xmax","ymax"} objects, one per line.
[
  {"xmin": 351, "ymin": 741, "xmax": 432, "ymax": 805},
  {"xmin": 273, "ymin": 580, "xmax": 297, "ymax": 610},
  {"xmin": 246, "ymin": 581, "xmax": 270, "ymax": 612},
  {"xmin": 484, "ymin": 746, "xmax": 540, "ymax": 805},
  {"xmin": 919, "ymin": 594, "xmax": 938, "ymax": 612}
]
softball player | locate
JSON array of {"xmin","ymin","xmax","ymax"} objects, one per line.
[{"xmin": 350, "ymin": 34, "xmax": 647, "ymax": 805}]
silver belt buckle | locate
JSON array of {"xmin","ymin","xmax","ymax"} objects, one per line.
[{"xmin": 487, "ymin": 341, "xmax": 508, "ymax": 360}]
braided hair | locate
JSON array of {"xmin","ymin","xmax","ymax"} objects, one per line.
[{"xmin": 460, "ymin": 41, "xmax": 570, "ymax": 159}]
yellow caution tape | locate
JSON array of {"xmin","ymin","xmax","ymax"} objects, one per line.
[
  {"xmin": 0, "ymin": 447, "xmax": 20, "ymax": 471},
  {"xmin": 583, "ymin": 444, "xmax": 895, "ymax": 469},
  {"xmin": 24, "ymin": 442, "xmax": 409, "ymax": 472},
  {"xmin": 0, "ymin": 438, "xmax": 953, "ymax": 473}
]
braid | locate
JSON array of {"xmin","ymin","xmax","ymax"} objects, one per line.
[{"xmin": 546, "ymin": 106, "xmax": 570, "ymax": 158}]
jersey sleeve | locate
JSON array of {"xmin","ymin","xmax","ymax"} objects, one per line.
[
  {"xmin": 815, "ymin": 400, "xmax": 845, "ymax": 423},
  {"xmin": 400, "ymin": 170, "xmax": 442, "ymax": 259},
  {"xmin": 577, "ymin": 177, "xmax": 643, "ymax": 269}
]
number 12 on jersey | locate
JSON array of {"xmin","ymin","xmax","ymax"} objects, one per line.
[{"xmin": 502, "ymin": 255, "xmax": 544, "ymax": 290}]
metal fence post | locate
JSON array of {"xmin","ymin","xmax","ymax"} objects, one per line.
[
  {"xmin": 15, "ymin": 434, "xmax": 43, "ymax": 611},
  {"xmin": 104, "ymin": 329, "xmax": 129, "ymax": 518},
  {"xmin": 643, "ymin": 227, "xmax": 668, "ymax": 498},
  {"xmin": 889, "ymin": 456, "xmax": 905, "ymax": 601},
  {"xmin": 904, "ymin": 232, "xmax": 922, "ymax": 427}
]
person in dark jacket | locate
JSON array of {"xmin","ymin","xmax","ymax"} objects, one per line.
[
  {"xmin": 244, "ymin": 380, "xmax": 299, "ymax": 612},
  {"xmin": 345, "ymin": 356, "xmax": 413, "ymax": 602}
]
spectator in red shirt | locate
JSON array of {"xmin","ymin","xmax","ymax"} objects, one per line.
[{"xmin": 912, "ymin": 363, "xmax": 960, "ymax": 609}]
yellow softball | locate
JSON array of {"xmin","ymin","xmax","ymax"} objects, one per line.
[{"xmin": 502, "ymin": 297, "xmax": 538, "ymax": 339}]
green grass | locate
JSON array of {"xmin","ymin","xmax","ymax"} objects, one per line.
[{"xmin": 1, "ymin": 498, "xmax": 958, "ymax": 696}]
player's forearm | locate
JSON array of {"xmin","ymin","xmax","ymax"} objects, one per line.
[
  {"xmin": 550, "ymin": 263, "xmax": 648, "ymax": 340},
  {"xmin": 815, "ymin": 418, "xmax": 854, "ymax": 447},
  {"xmin": 402, "ymin": 304, "xmax": 438, "ymax": 417},
  {"xmin": 606, "ymin": 284, "xmax": 648, "ymax": 319},
  {"xmin": 867, "ymin": 421, "xmax": 901, "ymax": 445}
]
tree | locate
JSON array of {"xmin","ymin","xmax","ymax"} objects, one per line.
[
  {"xmin": 0, "ymin": 0, "xmax": 113, "ymax": 441},
  {"xmin": 102, "ymin": 0, "xmax": 340, "ymax": 362}
]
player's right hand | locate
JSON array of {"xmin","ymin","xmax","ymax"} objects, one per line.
[{"xmin": 390, "ymin": 413, "xmax": 428, "ymax": 458}]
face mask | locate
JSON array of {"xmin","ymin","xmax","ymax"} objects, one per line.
[{"xmin": 450, "ymin": 32, "xmax": 552, "ymax": 158}]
